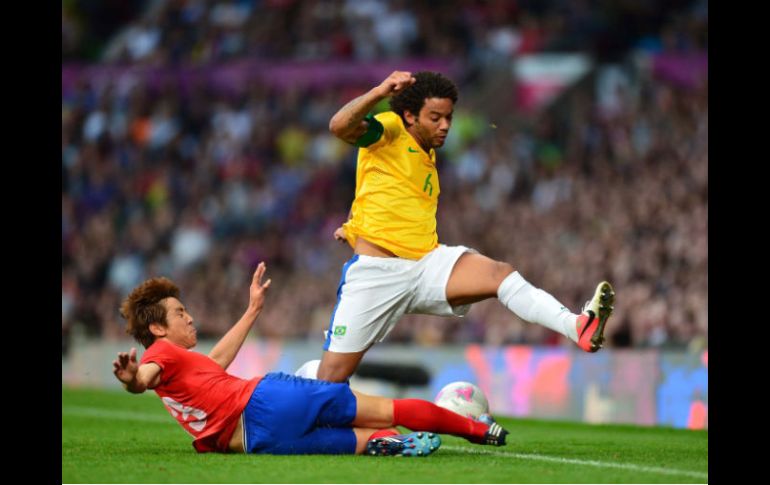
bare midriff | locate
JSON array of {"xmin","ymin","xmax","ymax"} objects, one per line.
[
  {"xmin": 354, "ymin": 237, "xmax": 398, "ymax": 257},
  {"xmin": 228, "ymin": 417, "xmax": 245, "ymax": 452}
]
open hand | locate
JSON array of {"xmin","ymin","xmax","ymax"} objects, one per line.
[
  {"xmin": 249, "ymin": 262, "xmax": 272, "ymax": 312},
  {"xmin": 113, "ymin": 348, "xmax": 139, "ymax": 384}
]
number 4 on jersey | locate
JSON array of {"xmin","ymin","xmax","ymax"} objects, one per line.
[{"xmin": 423, "ymin": 173, "xmax": 433, "ymax": 196}]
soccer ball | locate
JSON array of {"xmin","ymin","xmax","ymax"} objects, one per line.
[
  {"xmin": 294, "ymin": 359, "xmax": 321, "ymax": 379},
  {"xmin": 434, "ymin": 381, "xmax": 489, "ymax": 420}
]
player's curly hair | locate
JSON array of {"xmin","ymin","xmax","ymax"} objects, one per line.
[
  {"xmin": 119, "ymin": 277, "xmax": 180, "ymax": 348},
  {"xmin": 390, "ymin": 71, "xmax": 458, "ymax": 126}
]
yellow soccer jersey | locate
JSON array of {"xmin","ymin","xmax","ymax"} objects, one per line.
[{"xmin": 342, "ymin": 111, "xmax": 440, "ymax": 260}]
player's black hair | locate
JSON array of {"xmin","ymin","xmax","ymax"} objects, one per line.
[{"xmin": 389, "ymin": 71, "xmax": 458, "ymax": 125}]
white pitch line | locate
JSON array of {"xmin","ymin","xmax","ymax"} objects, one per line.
[
  {"xmin": 443, "ymin": 445, "xmax": 707, "ymax": 481},
  {"xmin": 63, "ymin": 407, "xmax": 707, "ymax": 481}
]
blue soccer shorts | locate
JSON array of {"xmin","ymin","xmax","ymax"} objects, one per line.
[{"xmin": 241, "ymin": 372, "xmax": 358, "ymax": 454}]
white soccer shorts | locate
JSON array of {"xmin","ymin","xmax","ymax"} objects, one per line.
[{"xmin": 323, "ymin": 245, "xmax": 476, "ymax": 353}]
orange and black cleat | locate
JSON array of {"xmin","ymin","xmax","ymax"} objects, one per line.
[{"xmin": 575, "ymin": 281, "xmax": 615, "ymax": 352}]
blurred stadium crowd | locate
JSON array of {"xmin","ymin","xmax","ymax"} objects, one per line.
[
  {"xmin": 62, "ymin": 0, "xmax": 706, "ymax": 64},
  {"xmin": 62, "ymin": 0, "xmax": 707, "ymax": 354}
]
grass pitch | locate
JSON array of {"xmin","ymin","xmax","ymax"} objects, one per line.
[{"xmin": 62, "ymin": 387, "xmax": 707, "ymax": 483}]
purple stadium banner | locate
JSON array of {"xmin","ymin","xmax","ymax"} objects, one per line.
[
  {"xmin": 652, "ymin": 52, "xmax": 708, "ymax": 89},
  {"xmin": 61, "ymin": 59, "xmax": 459, "ymax": 97}
]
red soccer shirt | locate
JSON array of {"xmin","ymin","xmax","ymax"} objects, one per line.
[{"xmin": 140, "ymin": 339, "xmax": 261, "ymax": 452}]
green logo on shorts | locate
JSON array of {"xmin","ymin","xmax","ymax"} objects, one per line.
[{"xmin": 333, "ymin": 326, "xmax": 347, "ymax": 336}]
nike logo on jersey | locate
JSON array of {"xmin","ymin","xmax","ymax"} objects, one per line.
[{"xmin": 407, "ymin": 147, "xmax": 419, "ymax": 153}]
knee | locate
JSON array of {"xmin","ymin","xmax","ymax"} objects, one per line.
[{"xmin": 493, "ymin": 261, "xmax": 514, "ymax": 283}]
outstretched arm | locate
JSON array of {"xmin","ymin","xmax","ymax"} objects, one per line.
[
  {"xmin": 208, "ymin": 262, "xmax": 272, "ymax": 370},
  {"xmin": 328, "ymin": 71, "xmax": 415, "ymax": 144},
  {"xmin": 112, "ymin": 348, "xmax": 161, "ymax": 394}
]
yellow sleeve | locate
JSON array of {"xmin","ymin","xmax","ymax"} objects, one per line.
[{"xmin": 366, "ymin": 111, "xmax": 403, "ymax": 150}]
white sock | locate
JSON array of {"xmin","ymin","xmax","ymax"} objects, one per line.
[{"xmin": 497, "ymin": 271, "xmax": 579, "ymax": 342}]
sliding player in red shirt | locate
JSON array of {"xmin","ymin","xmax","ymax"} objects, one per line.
[{"xmin": 112, "ymin": 263, "xmax": 508, "ymax": 456}]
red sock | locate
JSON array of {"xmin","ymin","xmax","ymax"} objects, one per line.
[
  {"xmin": 367, "ymin": 429, "xmax": 399, "ymax": 441},
  {"xmin": 392, "ymin": 399, "xmax": 488, "ymax": 443}
]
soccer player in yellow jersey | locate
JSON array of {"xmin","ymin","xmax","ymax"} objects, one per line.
[{"xmin": 311, "ymin": 71, "xmax": 615, "ymax": 383}]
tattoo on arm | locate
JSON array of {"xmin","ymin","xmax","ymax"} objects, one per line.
[
  {"xmin": 330, "ymin": 87, "xmax": 385, "ymax": 143},
  {"xmin": 337, "ymin": 95, "xmax": 370, "ymax": 131}
]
